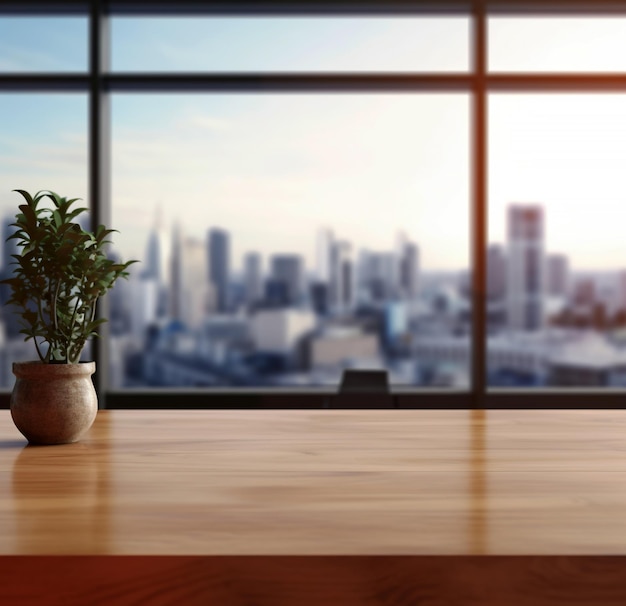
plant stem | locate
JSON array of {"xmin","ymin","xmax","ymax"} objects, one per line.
[
  {"xmin": 33, "ymin": 336, "xmax": 44, "ymax": 363},
  {"xmin": 67, "ymin": 289, "xmax": 84, "ymax": 358},
  {"xmin": 51, "ymin": 279, "xmax": 60, "ymax": 333},
  {"xmin": 90, "ymin": 299, "xmax": 97, "ymax": 324},
  {"xmin": 35, "ymin": 296, "xmax": 52, "ymax": 362}
]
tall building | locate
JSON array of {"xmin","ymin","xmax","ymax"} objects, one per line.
[
  {"xmin": 487, "ymin": 244, "xmax": 507, "ymax": 301},
  {"xmin": 393, "ymin": 231, "xmax": 419, "ymax": 299},
  {"xmin": 358, "ymin": 250, "xmax": 395, "ymax": 303},
  {"xmin": 183, "ymin": 238, "xmax": 209, "ymax": 328},
  {"xmin": 329, "ymin": 239, "xmax": 355, "ymax": 313},
  {"xmin": 506, "ymin": 204, "xmax": 545, "ymax": 331},
  {"xmin": 270, "ymin": 254, "xmax": 305, "ymax": 305},
  {"xmin": 170, "ymin": 223, "xmax": 209, "ymax": 327},
  {"xmin": 170, "ymin": 222, "xmax": 184, "ymax": 321},
  {"xmin": 546, "ymin": 254, "xmax": 569, "ymax": 298},
  {"xmin": 143, "ymin": 207, "xmax": 170, "ymax": 283},
  {"xmin": 243, "ymin": 252, "xmax": 263, "ymax": 308},
  {"xmin": 398, "ymin": 240, "xmax": 419, "ymax": 300},
  {"xmin": 208, "ymin": 228, "xmax": 230, "ymax": 313},
  {"xmin": 129, "ymin": 274, "xmax": 158, "ymax": 340},
  {"xmin": 143, "ymin": 206, "xmax": 171, "ymax": 318},
  {"xmin": 316, "ymin": 227, "xmax": 334, "ymax": 283},
  {"xmin": 310, "ymin": 281, "xmax": 330, "ymax": 315}
]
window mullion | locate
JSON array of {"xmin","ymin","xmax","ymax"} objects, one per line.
[
  {"xmin": 472, "ymin": 0, "xmax": 487, "ymax": 407},
  {"xmin": 89, "ymin": 0, "xmax": 110, "ymax": 406}
]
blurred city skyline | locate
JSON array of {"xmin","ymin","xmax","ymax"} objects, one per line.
[{"xmin": 3, "ymin": 17, "xmax": 626, "ymax": 272}]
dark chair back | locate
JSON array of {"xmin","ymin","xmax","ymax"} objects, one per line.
[
  {"xmin": 332, "ymin": 369, "xmax": 393, "ymax": 409},
  {"xmin": 339, "ymin": 369, "xmax": 389, "ymax": 393}
]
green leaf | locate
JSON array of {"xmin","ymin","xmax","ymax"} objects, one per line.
[{"xmin": 1, "ymin": 188, "xmax": 138, "ymax": 363}]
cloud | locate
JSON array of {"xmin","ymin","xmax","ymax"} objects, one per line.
[{"xmin": 176, "ymin": 113, "xmax": 232, "ymax": 133}]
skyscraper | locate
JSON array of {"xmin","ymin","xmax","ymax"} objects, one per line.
[
  {"xmin": 143, "ymin": 206, "xmax": 171, "ymax": 318},
  {"xmin": 208, "ymin": 228, "xmax": 230, "ymax": 313},
  {"xmin": 358, "ymin": 250, "xmax": 395, "ymax": 303},
  {"xmin": 398, "ymin": 240, "xmax": 419, "ymax": 300},
  {"xmin": 487, "ymin": 244, "xmax": 507, "ymax": 301},
  {"xmin": 270, "ymin": 254, "xmax": 305, "ymax": 305},
  {"xmin": 129, "ymin": 275, "xmax": 158, "ymax": 340},
  {"xmin": 506, "ymin": 204, "xmax": 544, "ymax": 331},
  {"xmin": 329, "ymin": 239, "xmax": 355, "ymax": 312},
  {"xmin": 170, "ymin": 224, "xmax": 209, "ymax": 326},
  {"xmin": 143, "ymin": 206, "xmax": 170, "ymax": 284},
  {"xmin": 170, "ymin": 222, "xmax": 184, "ymax": 321},
  {"xmin": 316, "ymin": 227, "xmax": 333, "ymax": 283},
  {"xmin": 243, "ymin": 252, "xmax": 263, "ymax": 308},
  {"xmin": 182, "ymin": 237, "xmax": 209, "ymax": 328},
  {"xmin": 546, "ymin": 253, "xmax": 569, "ymax": 298}
]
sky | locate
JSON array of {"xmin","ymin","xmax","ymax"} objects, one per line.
[{"xmin": 2, "ymin": 15, "xmax": 626, "ymax": 273}]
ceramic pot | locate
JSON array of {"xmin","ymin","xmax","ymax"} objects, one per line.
[{"xmin": 10, "ymin": 361, "xmax": 98, "ymax": 445}]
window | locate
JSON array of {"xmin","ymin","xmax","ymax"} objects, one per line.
[
  {"xmin": 0, "ymin": 16, "xmax": 87, "ymax": 72},
  {"xmin": 110, "ymin": 92, "xmax": 470, "ymax": 391},
  {"xmin": 489, "ymin": 16, "xmax": 626, "ymax": 73},
  {"xmin": 0, "ymin": 93, "xmax": 88, "ymax": 389},
  {"xmin": 489, "ymin": 93, "xmax": 626, "ymax": 390},
  {"xmin": 2, "ymin": 1, "xmax": 626, "ymax": 408},
  {"xmin": 111, "ymin": 16, "xmax": 470, "ymax": 72}
]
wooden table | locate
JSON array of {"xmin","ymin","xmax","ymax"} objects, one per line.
[{"xmin": 2, "ymin": 409, "xmax": 626, "ymax": 604}]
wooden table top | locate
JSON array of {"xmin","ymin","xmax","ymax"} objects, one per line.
[{"xmin": 2, "ymin": 409, "xmax": 626, "ymax": 556}]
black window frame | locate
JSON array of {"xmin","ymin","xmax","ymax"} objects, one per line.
[{"xmin": 2, "ymin": 0, "xmax": 626, "ymax": 409}]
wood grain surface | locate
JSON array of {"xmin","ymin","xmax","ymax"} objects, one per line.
[
  {"xmin": 2, "ymin": 409, "xmax": 626, "ymax": 555},
  {"xmin": 1, "ymin": 409, "xmax": 626, "ymax": 604}
]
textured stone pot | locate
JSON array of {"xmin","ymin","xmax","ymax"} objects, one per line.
[{"xmin": 10, "ymin": 361, "xmax": 97, "ymax": 445}]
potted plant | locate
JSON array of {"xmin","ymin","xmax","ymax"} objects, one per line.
[{"xmin": 1, "ymin": 189, "xmax": 136, "ymax": 444}]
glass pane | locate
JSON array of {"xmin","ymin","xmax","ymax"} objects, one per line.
[
  {"xmin": 0, "ymin": 94, "xmax": 88, "ymax": 388},
  {"xmin": 110, "ymin": 93, "xmax": 470, "ymax": 390},
  {"xmin": 489, "ymin": 17, "xmax": 626, "ymax": 72},
  {"xmin": 489, "ymin": 94, "xmax": 626, "ymax": 388},
  {"xmin": 111, "ymin": 16, "xmax": 470, "ymax": 72},
  {"xmin": 0, "ymin": 17, "xmax": 87, "ymax": 72}
]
